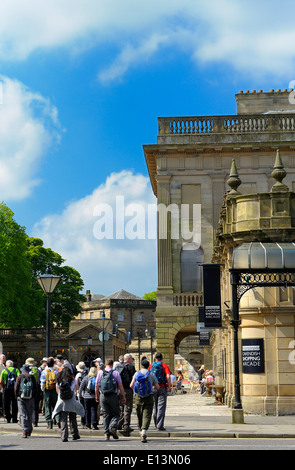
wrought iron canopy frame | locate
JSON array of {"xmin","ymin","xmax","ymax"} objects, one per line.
[{"xmin": 230, "ymin": 268, "xmax": 295, "ymax": 304}]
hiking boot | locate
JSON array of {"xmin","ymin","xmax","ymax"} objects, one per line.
[
  {"xmin": 119, "ymin": 429, "xmax": 130, "ymax": 436},
  {"xmin": 110, "ymin": 427, "xmax": 119, "ymax": 439}
]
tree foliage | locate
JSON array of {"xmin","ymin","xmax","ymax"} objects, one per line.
[
  {"xmin": 143, "ymin": 291, "xmax": 157, "ymax": 301},
  {"xmin": 27, "ymin": 237, "xmax": 86, "ymax": 327},
  {"xmin": 0, "ymin": 203, "xmax": 32, "ymax": 327},
  {"xmin": 0, "ymin": 203, "xmax": 85, "ymax": 328}
]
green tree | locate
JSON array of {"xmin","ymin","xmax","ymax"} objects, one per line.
[
  {"xmin": 0, "ymin": 203, "xmax": 85, "ymax": 328},
  {"xmin": 143, "ymin": 291, "xmax": 157, "ymax": 301},
  {"xmin": 0, "ymin": 203, "xmax": 32, "ymax": 327},
  {"xmin": 27, "ymin": 237, "xmax": 86, "ymax": 327}
]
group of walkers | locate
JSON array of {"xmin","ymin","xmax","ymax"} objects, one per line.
[{"xmin": 0, "ymin": 351, "xmax": 172, "ymax": 443}]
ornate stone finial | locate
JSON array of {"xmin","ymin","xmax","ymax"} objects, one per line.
[
  {"xmin": 271, "ymin": 149, "xmax": 288, "ymax": 192},
  {"xmin": 227, "ymin": 159, "xmax": 241, "ymax": 195}
]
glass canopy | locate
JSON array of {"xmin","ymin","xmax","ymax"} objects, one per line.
[{"xmin": 232, "ymin": 242, "xmax": 295, "ymax": 270}]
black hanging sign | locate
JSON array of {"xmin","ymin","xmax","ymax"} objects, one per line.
[
  {"xmin": 199, "ymin": 330, "xmax": 210, "ymax": 346},
  {"xmin": 202, "ymin": 264, "xmax": 222, "ymax": 328},
  {"xmin": 242, "ymin": 338, "xmax": 265, "ymax": 374}
]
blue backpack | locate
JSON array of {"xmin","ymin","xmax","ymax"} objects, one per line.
[
  {"xmin": 134, "ymin": 371, "xmax": 152, "ymax": 398},
  {"xmin": 150, "ymin": 362, "xmax": 167, "ymax": 386},
  {"xmin": 87, "ymin": 376, "xmax": 96, "ymax": 392}
]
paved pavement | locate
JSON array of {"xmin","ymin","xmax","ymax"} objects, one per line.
[{"xmin": 1, "ymin": 390, "xmax": 295, "ymax": 439}]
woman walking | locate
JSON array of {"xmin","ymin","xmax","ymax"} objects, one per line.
[
  {"xmin": 78, "ymin": 367, "xmax": 99, "ymax": 430},
  {"xmin": 52, "ymin": 366, "xmax": 85, "ymax": 442}
]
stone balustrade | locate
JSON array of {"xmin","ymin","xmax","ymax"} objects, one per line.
[
  {"xmin": 158, "ymin": 113, "xmax": 295, "ymax": 138},
  {"xmin": 172, "ymin": 292, "xmax": 203, "ymax": 307}
]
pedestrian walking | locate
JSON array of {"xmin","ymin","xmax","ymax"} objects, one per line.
[
  {"xmin": 0, "ymin": 354, "xmax": 6, "ymax": 417},
  {"xmin": 95, "ymin": 358, "xmax": 126, "ymax": 440},
  {"xmin": 78, "ymin": 367, "xmax": 99, "ymax": 429},
  {"xmin": 40, "ymin": 356, "xmax": 60, "ymax": 429},
  {"xmin": 149, "ymin": 353, "xmax": 172, "ymax": 431},
  {"xmin": 14, "ymin": 364, "xmax": 37, "ymax": 438},
  {"xmin": 38, "ymin": 358, "xmax": 47, "ymax": 415},
  {"xmin": 75, "ymin": 361, "xmax": 88, "ymax": 428},
  {"xmin": 130, "ymin": 358, "xmax": 159, "ymax": 443},
  {"xmin": 52, "ymin": 365, "xmax": 85, "ymax": 442},
  {"xmin": 116, "ymin": 353, "xmax": 136, "ymax": 436},
  {"xmin": 25, "ymin": 358, "xmax": 40, "ymax": 426},
  {"xmin": 0, "ymin": 359, "xmax": 20, "ymax": 423}
]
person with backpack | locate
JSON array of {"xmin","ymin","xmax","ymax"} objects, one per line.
[
  {"xmin": 0, "ymin": 359, "xmax": 20, "ymax": 424},
  {"xmin": 148, "ymin": 352, "xmax": 172, "ymax": 431},
  {"xmin": 14, "ymin": 363, "xmax": 37, "ymax": 438},
  {"xmin": 0, "ymin": 354, "xmax": 6, "ymax": 418},
  {"xmin": 116, "ymin": 353, "xmax": 136, "ymax": 436},
  {"xmin": 95, "ymin": 358, "xmax": 126, "ymax": 441},
  {"xmin": 25, "ymin": 357, "xmax": 41, "ymax": 427},
  {"xmin": 40, "ymin": 356, "xmax": 60, "ymax": 429},
  {"xmin": 130, "ymin": 358, "xmax": 159, "ymax": 443},
  {"xmin": 78, "ymin": 367, "xmax": 99, "ymax": 430},
  {"xmin": 75, "ymin": 361, "xmax": 88, "ymax": 428},
  {"xmin": 52, "ymin": 365, "xmax": 85, "ymax": 442}
]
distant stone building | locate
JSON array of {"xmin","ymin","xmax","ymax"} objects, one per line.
[
  {"xmin": 76, "ymin": 289, "xmax": 157, "ymax": 367},
  {"xmin": 1, "ymin": 289, "xmax": 156, "ymax": 369}
]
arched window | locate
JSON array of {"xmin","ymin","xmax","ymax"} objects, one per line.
[{"xmin": 181, "ymin": 244, "xmax": 204, "ymax": 292}]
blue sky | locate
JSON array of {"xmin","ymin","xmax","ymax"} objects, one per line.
[{"xmin": 1, "ymin": 0, "xmax": 295, "ymax": 297}]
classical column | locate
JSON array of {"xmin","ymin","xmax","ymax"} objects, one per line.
[{"xmin": 156, "ymin": 175, "xmax": 173, "ymax": 294}]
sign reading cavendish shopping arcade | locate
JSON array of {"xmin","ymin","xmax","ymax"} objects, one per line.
[{"xmin": 242, "ymin": 338, "xmax": 265, "ymax": 374}]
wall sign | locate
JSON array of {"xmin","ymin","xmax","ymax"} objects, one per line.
[
  {"xmin": 242, "ymin": 338, "xmax": 264, "ymax": 374},
  {"xmin": 199, "ymin": 330, "xmax": 210, "ymax": 346}
]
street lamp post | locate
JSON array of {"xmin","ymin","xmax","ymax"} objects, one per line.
[
  {"xmin": 37, "ymin": 264, "xmax": 61, "ymax": 358},
  {"xmin": 145, "ymin": 328, "xmax": 154, "ymax": 363},
  {"xmin": 99, "ymin": 310, "xmax": 110, "ymax": 364}
]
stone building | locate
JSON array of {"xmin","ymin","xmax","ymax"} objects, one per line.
[
  {"xmin": 1, "ymin": 288, "xmax": 156, "ymax": 369},
  {"xmin": 76, "ymin": 288, "xmax": 157, "ymax": 367},
  {"xmin": 212, "ymin": 154, "xmax": 295, "ymax": 415},
  {"xmin": 143, "ymin": 88, "xmax": 295, "ymax": 380}
]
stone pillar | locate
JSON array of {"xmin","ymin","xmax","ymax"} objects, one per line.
[{"xmin": 156, "ymin": 175, "xmax": 173, "ymax": 294}]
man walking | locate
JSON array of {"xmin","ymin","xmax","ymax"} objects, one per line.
[
  {"xmin": 14, "ymin": 363, "xmax": 37, "ymax": 438},
  {"xmin": 40, "ymin": 357, "xmax": 59, "ymax": 429},
  {"xmin": 95, "ymin": 358, "xmax": 126, "ymax": 440},
  {"xmin": 149, "ymin": 353, "xmax": 171, "ymax": 431},
  {"xmin": 0, "ymin": 354, "xmax": 6, "ymax": 417},
  {"xmin": 130, "ymin": 358, "xmax": 159, "ymax": 443},
  {"xmin": 116, "ymin": 353, "xmax": 136, "ymax": 436},
  {"xmin": 0, "ymin": 359, "xmax": 20, "ymax": 423}
]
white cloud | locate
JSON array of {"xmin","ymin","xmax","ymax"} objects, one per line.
[
  {"xmin": 0, "ymin": 1, "xmax": 295, "ymax": 81},
  {"xmin": 31, "ymin": 170, "xmax": 157, "ymax": 297},
  {"xmin": 0, "ymin": 76, "xmax": 61, "ymax": 201}
]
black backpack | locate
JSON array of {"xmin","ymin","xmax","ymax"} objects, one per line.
[
  {"xmin": 117, "ymin": 363, "xmax": 134, "ymax": 388},
  {"xmin": 5, "ymin": 368, "xmax": 16, "ymax": 389},
  {"xmin": 59, "ymin": 380, "xmax": 73, "ymax": 400},
  {"xmin": 99, "ymin": 370, "xmax": 117, "ymax": 395}
]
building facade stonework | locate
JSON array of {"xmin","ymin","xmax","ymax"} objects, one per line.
[{"xmin": 144, "ymin": 89, "xmax": 295, "ymax": 413}]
